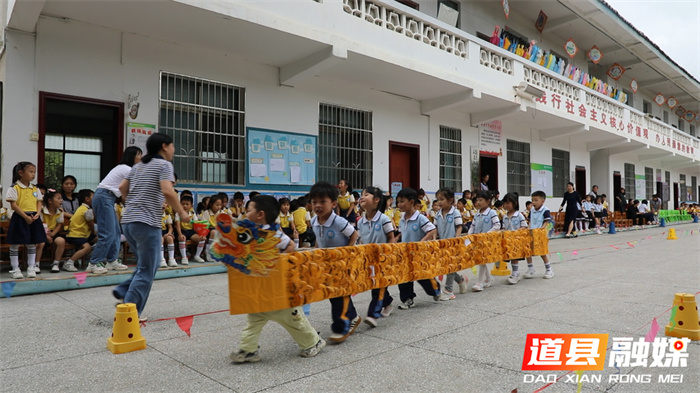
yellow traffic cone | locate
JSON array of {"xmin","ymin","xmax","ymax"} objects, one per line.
[
  {"xmin": 667, "ymin": 228, "xmax": 678, "ymax": 240},
  {"xmin": 665, "ymin": 293, "xmax": 700, "ymax": 341},
  {"xmin": 107, "ymin": 303, "xmax": 147, "ymax": 354},
  {"xmin": 491, "ymin": 261, "xmax": 511, "ymax": 276}
]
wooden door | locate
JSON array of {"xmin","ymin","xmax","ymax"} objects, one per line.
[{"xmin": 389, "ymin": 142, "xmax": 419, "ymax": 191}]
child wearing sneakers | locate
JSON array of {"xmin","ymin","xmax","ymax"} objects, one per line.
[
  {"xmin": 67, "ymin": 189, "xmax": 98, "ymax": 273},
  {"xmin": 39, "ymin": 189, "xmax": 66, "ymax": 273},
  {"xmin": 357, "ymin": 186, "xmax": 396, "ymax": 328},
  {"xmin": 469, "ymin": 190, "xmax": 501, "ymax": 292},
  {"xmin": 230, "ymin": 195, "xmax": 324, "ymax": 363},
  {"xmin": 174, "ymin": 195, "xmax": 204, "ymax": 265},
  {"xmin": 5, "ymin": 162, "xmax": 46, "ymax": 279},
  {"xmin": 199, "ymin": 194, "xmax": 224, "ymax": 262},
  {"xmin": 160, "ymin": 203, "xmax": 177, "ymax": 268},
  {"xmin": 396, "ymin": 187, "xmax": 442, "ymax": 309},
  {"xmin": 310, "ymin": 181, "xmax": 361, "ymax": 344},
  {"xmin": 435, "ymin": 187, "xmax": 468, "ymax": 299},
  {"xmin": 500, "ymin": 193, "xmax": 529, "ymax": 285},
  {"xmin": 524, "ymin": 191, "xmax": 554, "ymax": 279}
]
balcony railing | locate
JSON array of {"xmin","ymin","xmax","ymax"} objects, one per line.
[{"xmin": 338, "ymin": 0, "xmax": 698, "ymax": 160}]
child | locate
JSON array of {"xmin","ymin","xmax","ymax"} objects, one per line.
[
  {"xmin": 417, "ymin": 188, "xmax": 430, "ymax": 217},
  {"xmin": 581, "ymin": 195, "xmax": 594, "ymax": 232},
  {"xmin": 218, "ymin": 192, "xmax": 232, "ymax": 216},
  {"xmin": 523, "ymin": 201, "xmax": 532, "ymax": 221},
  {"xmin": 230, "ymin": 195, "xmax": 324, "ymax": 363},
  {"xmin": 456, "ymin": 198, "xmax": 471, "ymax": 233},
  {"xmin": 200, "ymin": 194, "xmax": 224, "ymax": 262},
  {"xmin": 310, "ymin": 181, "xmax": 361, "ymax": 344},
  {"xmin": 160, "ymin": 203, "xmax": 177, "ymax": 268},
  {"xmin": 292, "ymin": 196, "xmax": 315, "ymax": 247},
  {"xmin": 197, "ymin": 196, "xmax": 210, "ymax": 216},
  {"xmin": 357, "ymin": 186, "xmax": 396, "ymax": 327},
  {"xmin": 500, "ymin": 193, "xmax": 529, "ymax": 284},
  {"xmin": 396, "ymin": 187, "xmax": 441, "ymax": 309},
  {"xmin": 384, "ymin": 195, "xmax": 401, "ymax": 236},
  {"xmin": 66, "ymin": 189, "xmax": 98, "ymax": 273},
  {"xmin": 468, "ymin": 190, "xmax": 501, "ymax": 291},
  {"xmin": 231, "ymin": 191, "xmax": 245, "ymax": 219},
  {"xmin": 5, "ymin": 162, "xmax": 47, "ymax": 279},
  {"xmin": 593, "ymin": 196, "xmax": 604, "ymax": 234},
  {"xmin": 524, "ymin": 191, "xmax": 554, "ymax": 279},
  {"xmin": 278, "ymin": 197, "xmax": 296, "ymax": 238},
  {"xmin": 336, "ymin": 179, "xmax": 357, "ymax": 225},
  {"xmin": 39, "ymin": 189, "xmax": 66, "ymax": 273},
  {"xmin": 429, "ymin": 200, "xmax": 439, "ymax": 223},
  {"xmin": 175, "ymin": 195, "xmax": 204, "ymax": 264},
  {"xmin": 435, "ymin": 187, "xmax": 468, "ymax": 299}
]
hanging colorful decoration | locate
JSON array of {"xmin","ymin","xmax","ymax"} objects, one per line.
[
  {"xmin": 535, "ymin": 10, "xmax": 547, "ymax": 33},
  {"xmin": 683, "ymin": 111, "xmax": 697, "ymax": 122},
  {"xmin": 674, "ymin": 106, "xmax": 686, "ymax": 118},
  {"xmin": 630, "ymin": 79, "xmax": 638, "ymax": 93},
  {"xmin": 607, "ymin": 63, "xmax": 625, "ymax": 80},
  {"xmin": 564, "ymin": 38, "xmax": 578, "ymax": 58},
  {"xmin": 667, "ymin": 97, "xmax": 678, "ymax": 109},
  {"xmin": 654, "ymin": 93, "xmax": 666, "ymax": 106},
  {"xmin": 587, "ymin": 46, "xmax": 603, "ymax": 64},
  {"xmin": 502, "ymin": 0, "xmax": 510, "ymax": 20}
]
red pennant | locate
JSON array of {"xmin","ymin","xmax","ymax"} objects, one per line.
[
  {"xmin": 176, "ymin": 315, "xmax": 194, "ymax": 337},
  {"xmin": 73, "ymin": 272, "xmax": 88, "ymax": 284},
  {"xmin": 645, "ymin": 317, "xmax": 659, "ymax": 342},
  {"xmin": 610, "ymin": 245, "xmax": 619, "ymax": 250},
  {"xmin": 626, "ymin": 242, "xmax": 635, "ymax": 248}
]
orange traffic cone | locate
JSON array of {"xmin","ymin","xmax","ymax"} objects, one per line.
[
  {"xmin": 667, "ymin": 228, "xmax": 678, "ymax": 240},
  {"xmin": 107, "ymin": 303, "xmax": 147, "ymax": 354},
  {"xmin": 665, "ymin": 293, "xmax": 700, "ymax": 341}
]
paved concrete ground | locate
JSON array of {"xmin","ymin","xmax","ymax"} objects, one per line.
[{"xmin": 1, "ymin": 224, "xmax": 698, "ymax": 393}]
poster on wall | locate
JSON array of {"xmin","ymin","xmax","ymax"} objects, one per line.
[
  {"xmin": 635, "ymin": 175, "xmax": 645, "ymax": 200},
  {"xmin": 470, "ymin": 146, "xmax": 480, "ymax": 191},
  {"xmin": 530, "ymin": 163, "xmax": 553, "ymax": 197},
  {"xmin": 126, "ymin": 122, "xmax": 155, "ymax": 154},
  {"xmin": 479, "ymin": 120, "xmax": 503, "ymax": 156},
  {"xmin": 247, "ymin": 128, "xmax": 317, "ymax": 186}
]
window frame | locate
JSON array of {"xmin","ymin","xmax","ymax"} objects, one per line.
[
  {"xmin": 624, "ymin": 163, "xmax": 636, "ymax": 199},
  {"xmin": 506, "ymin": 139, "xmax": 531, "ymax": 197},
  {"xmin": 552, "ymin": 148, "xmax": 570, "ymax": 197},
  {"xmin": 439, "ymin": 125, "xmax": 462, "ymax": 192}
]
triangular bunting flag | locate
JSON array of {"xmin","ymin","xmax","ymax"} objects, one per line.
[
  {"xmin": 2, "ymin": 281, "xmax": 17, "ymax": 298},
  {"xmin": 176, "ymin": 315, "xmax": 194, "ymax": 337},
  {"xmin": 644, "ymin": 317, "xmax": 659, "ymax": 342},
  {"xmin": 73, "ymin": 272, "xmax": 87, "ymax": 285}
]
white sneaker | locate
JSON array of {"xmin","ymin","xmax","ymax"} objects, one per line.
[
  {"xmin": 192, "ymin": 255, "xmax": 205, "ymax": 263},
  {"xmin": 364, "ymin": 316, "xmax": 378, "ymax": 328},
  {"xmin": 10, "ymin": 270, "xmax": 24, "ymax": 279},
  {"xmin": 51, "ymin": 263, "xmax": 60, "ymax": 273},
  {"xmin": 26, "ymin": 269, "xmax": 36, "ymax": 278},
  {"xmin": 167, "ymin": 258, "xmax": 177, "ymax": 267},
  {"xmin": 543, "ymin": 270, "xmax": 554, "ymax": 279},
  {"xmin": 507, "ymin": 272, "xmax": 521, "ymax": 285},
  {"xmin": 159, "ymin": 259, "xmax": 167, "ymax": 268},
  {"xmin": 483, "ymin": 277, "xmax": 494, "ymax": 288},
  {"xmin": 105, "ymin": 260, "xmax": 129, "ymax": 271},
  {"xmin": 596, "ymin": 228, "xmax": 602, "ymax": 234},
  {"xmin": 380, "ymin": 305, "xmax": 394, "ymax": 317},
  {"xmin": 62, "ymin": 261, "xmax": 78, "ymax": 272},
  {"xmin": 34, "ymin": 265, "xmax": 41, "ymax": 274},
  {"xmin": 458, "ymin": 276, "xmax": 469, "ymax": 294},
  {"xmin": 523, "ymin": 268, "xmax": 536, "ymax": 279},
  {"xmin": 180, "ymin": 257, "xmax": 189, "ymax": 265},
  {"xmin": 86, "ymin": 263, "xmax": 108, "ymax": 274},
  {"xmin": 439, "ymin": 291, "xmax": 456, "ymax": 301},
  {"xmin": 471, "ymin": 282, "xmax": 484, "ymax": 292}
]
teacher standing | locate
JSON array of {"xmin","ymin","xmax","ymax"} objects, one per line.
[
  {"xmin": 558, "ymin": 182, "xmax": 581, "ymax": 238},
  {"xmin": 87, "ymin": 146, "xmax": 142, "ymax": 274},
  {"xmin": 113, "ymin": 133, "xmax": 189, "ymax": 320}
]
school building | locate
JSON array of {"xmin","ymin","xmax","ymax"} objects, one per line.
[{"xmin": 1, "ymin": 0, "xmax": 698, "ymax": 211}]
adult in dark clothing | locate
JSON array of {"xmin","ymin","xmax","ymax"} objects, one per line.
[
  {"xmin": 615, "ymin": 188, "xmax": 627, "ymax": 213},
  {"xmin": 626, "ymin": 200, "xmax": 641, "ymax": 226},
  {"xmin": 558, "ymin": 182, "xmax": 581, "ymax": 238}
]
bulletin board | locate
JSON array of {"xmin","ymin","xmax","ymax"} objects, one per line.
[
  {"xmin": 247, "ymin": 128, "xmax": 317, "ymax": 186},
  {"xmin": 531, "ymin": 163, "xmax": 553, "ymax": 197}
]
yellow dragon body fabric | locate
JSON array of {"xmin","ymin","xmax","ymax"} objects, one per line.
[{"xmin": 209, "ymin": 214, "xmax": 549, "ymax": 315}]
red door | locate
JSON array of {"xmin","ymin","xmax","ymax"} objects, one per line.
[{"xmin": 389, "ymin": 142, "xmax": 419, "ymax": 191}]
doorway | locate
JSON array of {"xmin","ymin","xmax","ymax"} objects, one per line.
[
  {"xmin": 479, "ymin": 154, "xmax": 498, "ymax": 192},
  {"xmin": 613, "ymin": 171, "xmax": 622, "ymax": 211},
  {"xmin": 575, "ymin": 166, "xmax": 586, "ymax": 198},
  {"xmin": 673, "ymin": 182, "xmax": 679, "ymax": 209},
  {"xmin": 389, "ymin": 141, "xmax": 420, "ymax": 192},
  {"xmin": 39, "ymin": 92, "xmax": 123, "ymax": 191}
]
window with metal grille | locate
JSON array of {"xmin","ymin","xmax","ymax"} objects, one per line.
[
  {"xmin": 318, "ymin": 103, "xmax": 373, "ymax": 189},
  {"xmin": 680, "ymin": 174, "xmax": 687, "ymax": 201},
  {"xmin": 507, "ymin": 140, "xmax": 531, "ymax": 196},
  {"xmin": 552, "ymin": 149, "xmax": 569, "ymax": 196},
  {"xmin": 645, "ymin": 167, "xmax": 654, "ymax": 200},
  {"xmin": 159, "ymin": 72, "xmax": 245, "ymax": 185},
  {"xmin": 439, "ymin": 125, "xmax": 462, "ymax": 192},
  {"xmin": 624, "ymin": 163, "xmax": 635, "ymax": 198}
]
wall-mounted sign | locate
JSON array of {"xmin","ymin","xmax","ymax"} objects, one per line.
[
  {"xmin": 247, "ymin": 128, "xmax": 317, "ymax": 186},
  {"xmin": 683, "ymin": 111, "xmax": 697, "ymax": 122},
  {"xmin": 654, "ymin": 93, "xmax": 666, "ymax": 106},
  {"xmin": 126, "ymin": 122, "xmax": 155, "ymax": 154},
  {"xmin": 606, "ymin": 63, "xmax": 625, "ymax": 80},
  {"xmin": 630, "ymin": 79, "xmax": 638, "ymax": 93},
  {"xmin": 564, "ymin": 39, "xmax": 578, "ymax": 58},
  {"xmin": 479, "ymin": 121, "xmax": 503, "ymax": 156},
  {"xmin": 535, "ymin": 10, "xmax": 547, "ymax": 33},
  {"xmin": 667, "ymin": 97, "xmax": 677, "ymax": 109},
  {"xmin": 674, "ymin": 106, "xmax": 686, "ymax": 118}
]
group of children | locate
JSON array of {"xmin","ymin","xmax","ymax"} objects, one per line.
[{"xmin": 227, "ymin": 182, "xmax": 556, "ymax": 364}]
